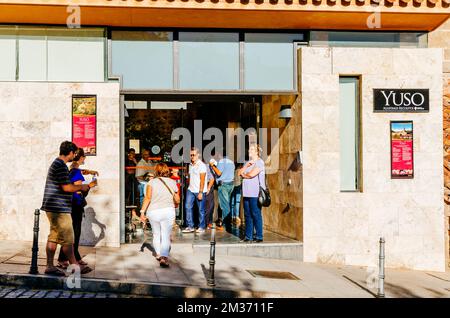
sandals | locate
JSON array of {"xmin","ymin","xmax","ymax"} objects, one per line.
[
  {"xmin": 80, "ymin": 265, "xmax": 93, "ymax": 274},
  {"xmin": 45, "ymin": 267, "xmax": 66, "ymax": 277},
  {"xmin": 78, "ymin": 260, "xmax": 88, "ymax": 266},
  {"xmin": 159, "ymin": 257, "xmax": 169, "ymax": 268},
  {"xmin": 56, "ymin": 261, "xmax": 69, "ymax": 270}
]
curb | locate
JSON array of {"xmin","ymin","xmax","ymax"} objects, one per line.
[{"xmin": 0, "ymin": 273, "xmax": 279, "ymax": 298}]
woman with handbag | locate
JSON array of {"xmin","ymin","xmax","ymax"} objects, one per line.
[
  {"xmin": 239, "ymin": 144, "xmax": 266, "ymax": 243},
  {"xmin": 57, "ymin": 148, "xmax": 98, "ymax": 271},
  {"xmin": 140, "ymin": 163, "xmax": 180, "ymax": 268}
]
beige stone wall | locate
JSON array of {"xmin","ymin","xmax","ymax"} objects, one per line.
[
  {"xmin": 429, "ymin": 17, "xmax": 450, "ymax": 269},
  {"xmin": 301, "ymin": 47, "xmax": 445, "ymax": 271},
  {"xmin": 0, "ymin": 82, "xmax": 121, "ymax": 247},
  {"xmin": 261, "ymin": 95, "xmax": 302, "ymax": 241}
]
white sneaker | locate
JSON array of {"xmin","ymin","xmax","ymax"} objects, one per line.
[
  {"xmin": 195, "ymin": 228, "xmax": 205, "ymax": 233},
  {"xmin": 182, "ymin": 227, "xmax": 195, "ymax": 233}
]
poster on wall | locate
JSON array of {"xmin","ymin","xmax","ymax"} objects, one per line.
[
  {"xmin": 72, "ymin": 95, "xmax": 97, "ymax": 156},
  {"xmin": 391, "ymin": 121, "xmax": 413, "ymax": 179}
]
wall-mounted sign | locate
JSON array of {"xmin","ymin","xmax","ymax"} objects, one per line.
[
  {"xmin": 72, "ymin": 95, "xmax": 97, "ymax": 156},
  {"xmin": 391, "ymin": 121, "xmax": 413, "ymax": 179},
  {"xmin": 374, "ymin": 89, "xmax": 429, "ymax": 113}
]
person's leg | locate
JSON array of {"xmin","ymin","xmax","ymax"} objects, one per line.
[
  {"xmin": 72, "ymin": 207, "xmax": 83, "ymax": 261},
  {"xmin": 196, "ymin": 193, "xmax": 206, "ymax": 230},
  {"xmin": 218, "ymin": 185, "xmax": 228, "ymax": 220},
  {"xmin": 46, "ymin": 241, "xmax": 58, "ymax": 269},
  {"xmin": 205, "ymin": 191, "xmax": 214, "ymax": 227},
  {"xmin": 235, "ymin": 185, "xmax": 242, "ymax": 222},
  {"xmin": 60, "ymin": 244, "xmax": 78, "ymax": 265},
  {"xmin": 160, "ymin": 209, "xmax": 175, "ymax": 257},
  {"xmin": 148, "ymin": 211, "xmax": 162, "ymax": 257},
  {"xmin": 184, "ymin": 190, "xmax": 196, "ymax": 229},
  {"xmin": 250, "ymin": 198, "xmax": 263, "ymax": 241},
  {"xmin": 213, "ymin": 188, "xmax": 219, "ymax": 224},
  {"xmin": 243, "ymin": 198, "xmax": 253, "ymax": 241},
  {"xmin": 138, "ymin": 182, "xmax": 146, "ymax": 208},
  {"xmin": 230, "ymin": 187, "xmax": 236, "ymax": 219},
  {"xmin": 46, "ymin": 212, "xmax": 61, "ymax": 269},
  {"xmin": 224, "ymin": 184, "xmax": 234, "ymax": 228}
]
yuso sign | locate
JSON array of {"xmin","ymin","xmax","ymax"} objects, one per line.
[{"xmin": 374, "ymin": 89, "xmax": 429, "ymax": 112}]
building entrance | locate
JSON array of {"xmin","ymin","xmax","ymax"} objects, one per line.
[{"xmin": 123, "ymin": 94, "xmax": 261, "ymax": 243}]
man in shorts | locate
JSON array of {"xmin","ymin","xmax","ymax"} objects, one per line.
[{"xmin": 41, "ymin": 141, "xmax": 97, "ymax": 276}]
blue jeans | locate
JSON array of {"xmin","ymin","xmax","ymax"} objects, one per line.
[
  {"xmin": 218, "ymin": 183, "xmax": 234, "ymax": 226},
  {"xmin": 138, "ymin": 181, "xmax": 147, "ymax": 208},
  {"xmin": 243, "ymin": 197, "xmax": 263, "ymax": 241},
  {"xmin": 230, "ymin": 185, "xmax": 242, "ymax": 218},
  {"xmin": 185, "ymin": 190, "xmax": 206, "ymax": 229}
]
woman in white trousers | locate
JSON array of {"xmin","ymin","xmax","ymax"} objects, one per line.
[{"xmin": 140, "ymin": 163, "xmax": 180, "ymax": 267}]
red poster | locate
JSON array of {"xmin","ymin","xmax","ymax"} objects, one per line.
[
  {"xmin": 391, "ymin": 121, "xmax": 413, "ymax": 179},
  {"xmin": 72, "ymin": 95, "xmax": 97, "ymax": 156}
]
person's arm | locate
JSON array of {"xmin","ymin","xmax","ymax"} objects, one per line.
[
  {"xmin": 242, "ymin": 166, "xmax": 262, "ymax": 179},
  {"xmin": 239, "ymin": 161, "xmax": 253, "ymax": 177},
  {"xmin": 206, "ymin": 177, "xmax": 215, "ymax": 194},
  {"xmin": 209, "ymin": 163, "xmax": 222, "ymax": 177},
  {"xmin": 81, "ymin": 169, "xmax": 99, "ymax": 176},
  {"xmin": 197, "ymin": 173, "xmax": 206, "ymax": 200},
  {"xmin": 61, "ymin": 182, "xmax": 95, "ymax": 193},
  {"xmin": 140, "ymin": 184, "xmax": 152, "ymax": 216}
]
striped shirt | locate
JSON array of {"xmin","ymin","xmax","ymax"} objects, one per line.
[{"xmin": 41, "ymin": 158, "xmax": 72, "ymax": 213}]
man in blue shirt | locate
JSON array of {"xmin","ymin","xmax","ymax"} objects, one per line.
[{"xmin": 209, "ymin": 148, "xmax": 235, "ymax": 233}]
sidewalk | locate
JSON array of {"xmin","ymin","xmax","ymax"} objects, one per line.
[{"xmin": 0, "ymin": 240, "xmax": 449, "ymax": 298}]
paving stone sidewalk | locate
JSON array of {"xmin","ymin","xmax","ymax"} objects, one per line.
[{"xmin": 0, "ymin": 240, "xmax": 449, "ymax": 298}]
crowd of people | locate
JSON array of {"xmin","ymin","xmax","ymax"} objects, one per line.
[{"xmin": 41, "ymin": 140, "xmax": 267, "ymax": 275}]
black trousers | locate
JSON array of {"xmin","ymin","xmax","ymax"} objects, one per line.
[
  {"xmin": 205, "ymin": 190, "xmax": 215, "ymax": 226},
  {"xmin": 58, "ymin": 205, "xmax": 84, "ymax": 262},
  {"xmin": 125, "ymin": 173, "xmax": 140, "ymax": 207}
]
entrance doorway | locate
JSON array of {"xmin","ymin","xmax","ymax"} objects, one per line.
[{"xmin": 122, "ymin": 94, "xmax": 261, "ymax": 243}]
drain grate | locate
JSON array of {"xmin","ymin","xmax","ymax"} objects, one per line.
[{"xmin": 247, "ymin": 270, "xmax": 300, "ymax": 280}]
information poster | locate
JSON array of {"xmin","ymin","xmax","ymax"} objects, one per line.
[
  {"xmin": 391, "ymin": 121, "xmax": 413, "ymax": 179},
  {"xmin": 72, "ymin": 95, "xmax": 97, "ymax": 156}
]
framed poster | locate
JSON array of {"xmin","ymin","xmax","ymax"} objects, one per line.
[
  {"xmin": 72, "ymin": 95, "xmax": 97, "ymax": 156},
  {"xmin": 390, "ymin": 121, "xmax": 413, "ymax": 179}
]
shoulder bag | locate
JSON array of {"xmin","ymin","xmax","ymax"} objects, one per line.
[
  {"xmin": 257, "ymin": 169, "xmax": 271, "ymax": 207},
  {"xmin": 157, "ymin": 177, "xmax": 180, "ymax": 208}
]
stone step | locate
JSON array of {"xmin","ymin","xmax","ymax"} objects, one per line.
[{"xmin": 192, "ymin": 242, "xmax": 303, "ymax": 261}]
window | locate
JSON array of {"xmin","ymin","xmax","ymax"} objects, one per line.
[
  {"xmin": 110, "ymin": 31, "xmax": 302, "ymax": 92},
  {"xmin": 18, "ymin": 28, "xmax": 46, "ymax": 81},
  {"xmin": 0, "ymin": 27, "xmax": 16, "ymax": 81},
  {"xmin": 47, "ymin": 28, "xmax": 105, "ymax": 82},
  {"xmin": 179, "ymin": 32, "xmax": 239, "ymax": 90},
  {"xmin": 0, "ymin": 26, "xmax": 106, "ymax": 82},
  {"xmin": 339, "ymin": 77, "xmax": 360, "ymax": 192},
  {"xmin": 244, "ymin": 33, "xmax": 302, "ymax": 91},
  {"xmin": 112, "ymin": 31, "xmax": 173, "ymax": 90},
  {"xmin": 310, "ymin": 31, "xmax": 427, "ymax": 48}
]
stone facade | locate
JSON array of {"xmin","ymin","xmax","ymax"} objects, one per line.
[
  {"xmin": 0, "ymin": 82, "xmax": 121, "ymax": 247},
  {"xmin": 262, "ymin": 95, "xmax": 302, "ymax": 241},
  {"xmin": 301, "ymin": 47, "xmax": 445, "ymax": 272},
  {"xmin": 429, "ymin": 17, "xmax": 450, "ymax": 269}
]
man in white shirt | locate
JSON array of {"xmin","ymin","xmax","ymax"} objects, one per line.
[
  {"xmin": 135, "ymin": 149, "xmax": 155, "ymax": 208},
  {"xmin": 182, "ymin": 147, "xmax": 207, "ymax": 233}
]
